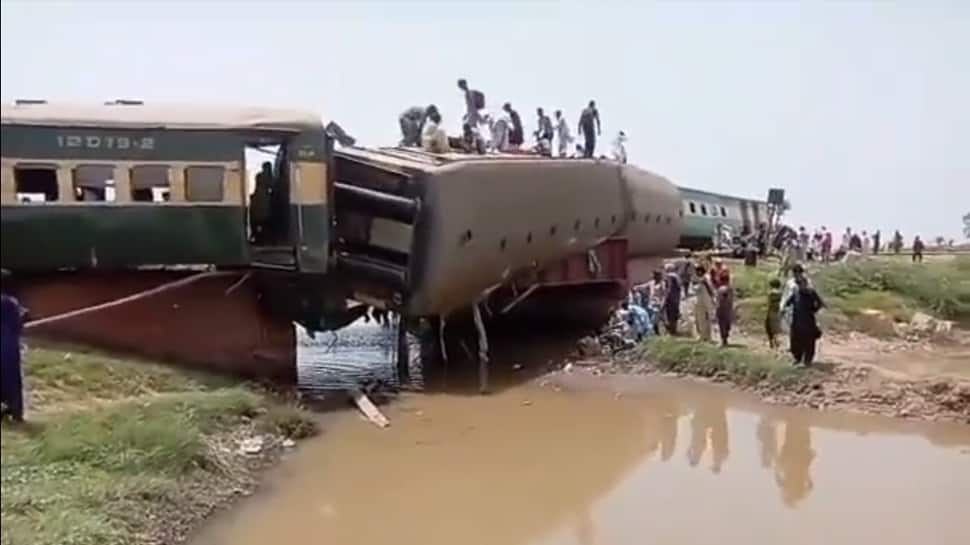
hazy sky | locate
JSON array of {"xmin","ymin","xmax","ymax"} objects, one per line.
[{"xmin": 2, "ymin": 0, "xmax": 967, "ymax": 239}]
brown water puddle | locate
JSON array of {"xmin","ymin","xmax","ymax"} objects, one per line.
[{"xmin": 194, "ymin": 377, "xmax": 970, "ymax": 545}]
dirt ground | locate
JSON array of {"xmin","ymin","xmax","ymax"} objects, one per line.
[{"xmin": 564, "ymin": 328, "xmax": 970, "ymax": 425}]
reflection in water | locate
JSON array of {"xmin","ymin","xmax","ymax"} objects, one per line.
[
  {"xmin": 685, "ymin": 397, "xmax": 730, "ymax": 474},
  {"xmin": 756, "ymin": 415, "xmax": 779, "ymax": 468},
  {"xmin": 775, "ymin": 417, "xmax": 816, "ymax": 507},
  {"xmin": 753, "ymin": 415, "xmax": 816, "ymax": 507},
  {"xmin": 196, "ymin": 332, "xmax": 970, "ymax": 545}
]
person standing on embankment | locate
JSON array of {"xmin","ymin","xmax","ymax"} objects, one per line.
[
  {"xmin": 693, "ymin": 265, "xmax": 715, "ymax": 342},
  {"xmin": 1, "ymin": 269, "xmax": 26, "ymax": 422},
  {"xmin": 784, "ymin": 276, "xmax": 825, "ymax": 366}
]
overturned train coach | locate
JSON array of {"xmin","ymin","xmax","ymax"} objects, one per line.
[
  {"xmin": 0, "ymin": 100, "xmax": 684, "ymax": 379},
  {"xmin": 332, "ymin": 147, "xmax": 683, "ymax": 319}
]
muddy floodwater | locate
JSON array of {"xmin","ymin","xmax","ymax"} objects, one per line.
[{"xmin": 195, "ymin": 371, "xmax": 970, "ymax": 545}]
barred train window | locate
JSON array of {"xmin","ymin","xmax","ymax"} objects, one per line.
[
  {"xmin": 14, "ymin": 165, "xmax": 59, "ymax": 203},
  {"xmin": 186, "ymin": 166, "xmax": 224, "ymax": 202},
  {"xmin": 689, "ymin": 202, "xmax": 696, "ymax": 214},
  {"xmin": 73, "ymin": 165, "xmax": 116, "ymax": 202},
  {"xmin": 700, "ymin": 204, "xmax": 708, "ymax": 216},
  {"xmin": 720, "ymin": 206, "xmax": 727, "ymax": 216},
  {"xmin": 131, "ymin": 165, "xmax": 171, "ymax": 203}
]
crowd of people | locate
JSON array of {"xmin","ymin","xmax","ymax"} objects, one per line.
[
  {"xmin": 611, "ymin": 255, "xmax": 826, "ymax": 368},
  {"xmin": 771, "ymin": 226, "xmax": 928, "ymax": 266},
  {"xmin": 398, "ymin": 78, "xmax": 629, "ymax": 162}
]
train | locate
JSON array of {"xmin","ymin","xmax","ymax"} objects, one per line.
[
  {"xmin": 677, "ymin": 186, "xmax": 769, "ymax": 250},
  {"xmin": 1, "ymin": 100, "xmax": 769, "ymax": 380},
  {"xmin": 0, "ymin": 101, "xmax": 690, "ymax": 321}
]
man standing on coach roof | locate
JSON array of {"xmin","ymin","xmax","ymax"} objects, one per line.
[
  {"xmin": 578, "ymin": 100, "xmax": 601, "ymax": 158},
  {"xmin": 457, "ymin": 78, "xmax": 484, "ymax": 128}
]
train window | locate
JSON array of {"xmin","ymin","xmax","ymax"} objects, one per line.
[
  {"xmin": 574, "ymin": 219, "xmax": 582, "ymax": 232},
  {"xmin": 186, "ymin": 166, "xmax": 224, "ymax": 202},
  {"xmin": 14, "ymin": 165, "xmax": 58, "ymax": 203},
  {"xmin": 665, "ymin": 216, "xmax": 672, "ymax": 224},
  {"xmin": 700, "ymin": 204, "xmax": 708, "ymax": 216},
  {"xmin": 73, "ymin": 165, "xmax": 116, "ymax": 202},
  {"xmin": 131, "ymin": 165, "xmax": 171, "ymax": 203},
  {"xmin": 594, "ymin": 217, "xmax": 601, "ymax": 229},
  {"xmin": 655, "ymin": 215, "xmax": 662, "ymax": 223},
  {"xmin": 611, "ymin": 214, "xmax": 617, "ymax": 225},
  {"xmin": 459, "ymin": 229, "xmax": 473, "ymax": 246},
  {"xmin": 499, "ymin": 237, "xmax": 507, "ymax": 251},
  {"xmin": 549, "ymin": 224, "xmax": 558, "ymax": 236},
  {"xmin": 631, "ymin": 212, "xmax": 638, "ymax": 221},
  {"xmin": 526, "ymin": 232, "xmax": 533, "ymax": 244},
  {"xmin": 689, "ymin": 202, "xmax": 696, "ymax": 214},
  {"xmin": 720, "ymin": 206, "xmax": 727, "ymax": 217},
  {"xmin": 643, "ymin": 213, "xmax": 651, "ymax": 223}
]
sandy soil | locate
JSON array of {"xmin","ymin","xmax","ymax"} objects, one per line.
[{"xmin": 562, "ymin": 332, "xmax": 970, "ymax": 425}]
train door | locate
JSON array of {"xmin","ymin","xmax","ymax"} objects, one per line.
[
  {"xmin": 246, "ymin": 138, "xmax": 297, "ymax": 268},
  {"xmin": 286, "ymin": 130, "xmax": 331, "ymax": 273}
]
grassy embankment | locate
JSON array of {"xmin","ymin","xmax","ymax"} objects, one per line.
[
  {"xmin": 632, "ymin": 256, "xmax": 970, "ymax": 385},
  {"xmin": 631, "ymin": 335, "xmax": 808, "ymax": 386},
  {"xmin": 731, "ymin": 256, "xmax": 970, "ymax": 337},
  {"xmin": 1, "ymin": 345, "xmax": 316, "ymax": 545}
]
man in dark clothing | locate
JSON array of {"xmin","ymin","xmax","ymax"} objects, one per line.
[
  {"xmin": 893, "ymin": 230, "xmax": 903, "ymax": 254},
  {"xmin": 872, "ymin": 230, "xmax": 881, "ymax": 254},
  {"xmin": 250, "ymin": 162, "xmax": 274, "ymax": 244},
  {"xmin": 678, "ymin": 254, "xmax": 693, "ymax": 298},
  {"xmin": 663, "ymin": 265, "xmax": 682, "ymax": 335},
  {"xmin": 503, "ymin": 102, "xmax": 524, "ymax": 149},
  {"xmin": 743, "ymin": 242, "xmax": 759, "ymax": 267},
  {"xmin": 457, "ymin": 78, "xmax": 483, "ymax": 128},
  {"xmin": 912, "ymin": 235, "xmax": 925, "ymax": 263},
  {"xmin": 577, "ymin": 100, "xmax": 601, "ymax": 158},
  {"xmin": 784, "ymin": 277, "xmax": 824, "ymax": 366},
  {"xmin": 849, "ymin": 232, "xmax": 862, "ymax": 252},
  {"xmin": 756, "ymin": 223, "xmax": 768, "ymax": 257},
  {"xmin": 1, "ymin": 270, "xmax": 26, "ymax": 422},
  {"xmin": 535, "ymin": 107, "xmax": 554, "ymax": 156}
]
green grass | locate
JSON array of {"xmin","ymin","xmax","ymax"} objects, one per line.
[
  {"xmin": 635, "ymin": 336, "xmax": 808, "ymax": 387},
  {"xmin": 811, "ymin": 257, "xmax": 970, "ymax": 320},
  {"xmin": 1, "ymin": 345, "xmax": 316, "ymax": 545},
  {"xmin": 23, "ymin": 344, "xmax": 233, "ymax": 410},
  {"xmin": 729, "ymin": 256, "xmax": 970, "ymax": 335}
]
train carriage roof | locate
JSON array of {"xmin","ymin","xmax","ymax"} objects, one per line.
[
  {"xmin": 1, "ymin": 101, "xmax": 323, "ymax": 131},
  {"xmin": 679, "ymin": 185, "xmax": 767, "ymax": 204}
]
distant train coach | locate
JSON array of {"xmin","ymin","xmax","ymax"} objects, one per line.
[{"xmin": 677, "ymin": 186, "xmax": 768, "ymax": 250}]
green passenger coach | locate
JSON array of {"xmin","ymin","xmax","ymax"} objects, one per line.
[{"xmin": 1, "ymin": 100, "xmax": 332, "ymax": 272}]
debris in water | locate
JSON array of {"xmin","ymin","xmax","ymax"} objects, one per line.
[
  {"xmin": 282, "ymin": 438, "xmax": 296, "ymax": 449},
  {"xmin": 521, "ymin": 400, "xmax": 533, "ymax": 406},
  {"xmin": 563, "ymin": 363, "xmax": 574, "ymax": 373},
  {"xmin": 239, "ymin": 437, "xmax": 264, "ymax": 455},
  {"xmin": 350, "ymin": 388, "xmax": 390, "ymax": 428}
]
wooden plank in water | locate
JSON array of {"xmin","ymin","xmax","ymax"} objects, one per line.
[{"xmin": 350, "ymin": 389, "xmax": 390, "ymax": 428}]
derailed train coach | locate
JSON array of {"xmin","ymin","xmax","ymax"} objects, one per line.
[
  {"xmin": 331, "ymin": 148, "xmax": 683, "ymax": 318},
  {"xmin": 1, "ymin": 101, "xmax": 685, "ymax": 333},
  {"xmin": 1, "ymin": 100, "xmax": 332, "ymax": 272}
]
